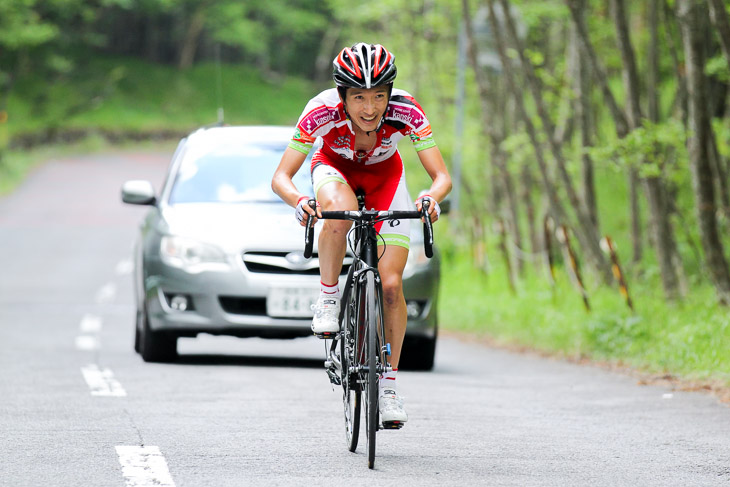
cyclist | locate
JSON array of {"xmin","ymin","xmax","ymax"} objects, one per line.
[{"xmin": 272, "ymin": 43, "xmax": 451, "ymax": 425}]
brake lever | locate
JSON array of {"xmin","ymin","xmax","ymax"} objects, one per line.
[
  {"xmin": 422, "ymin": 199, "xmax": 434, "ymax": 259},
  {"xmin": 303, "ymin": 198, "xmax": 317, "ymax": 259}
]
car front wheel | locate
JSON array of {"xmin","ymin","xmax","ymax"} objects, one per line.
[
  {"xmin": 400, "ymin": 335, "xmax": 437, "ymax": 371},
  {"xmin": 137, "ymin": 301, "xmax": 178, "ymax": 363}
]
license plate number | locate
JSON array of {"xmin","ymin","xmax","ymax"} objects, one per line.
[{"xmin": 267, "ymin": 287, "xmax": 318, "ymax": 318}]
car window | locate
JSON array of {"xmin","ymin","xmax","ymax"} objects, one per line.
[{"xmin": 168, "ymin": 142, "xmax": 313, "ymax": 204}]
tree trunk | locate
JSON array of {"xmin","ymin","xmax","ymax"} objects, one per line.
[
  {"xmin": 571, "ymin": 0, "xmax": 598, "ymax": 229},
  {"xmin": 612, "ymin": 0, "xmax": 681, "ymax": 298},
  {"xmin": 566, "ymin": 0, "xmax": 630, "ymax": 138},
  {"xmin": 648, "ymin": 0, "xmax": 661, "ymax": 124},
  {"xmin": 567, "ymin": 0, "xmax": 647, "ymax": 271},
  {"xmin": 521, "ymin": 164, "xmax": 539, "ymax": 256},
  {"xmin": 651, "ymin": 0, "xmax": 688, "ymax": 294},
  {"xmin": 314, "ymin": 26, "xmax": 341, "ymax": 85},
  {"xmin": 570, "ymin": 0, "xmax": 643, "ymax": 264},
  {"xmin": 485, "ymin": 0, "xmax": 566, "ymax": 231},
  {"xmin": 485, "ymin": 0, "xmax": 612, "ymax": 283},
  {"xmin": 708, "ymin": 0, "xmax": 730, "ymax": 71},
  {"xmin": 677, "ymin": 0, "xmax": 730, "ymax": 304},
  {"xmin": 178, "ymin": 4, "xmax": 207, "ymax": 70},
  {"xmin": 709, "ymin": 117, "xmax": 730, "ymax": 216},
  {"xmin": 496, "ymin": 0, "xmax": 610, "ymax": 281},
  {"xmin": 553, "ymin": 33, "xmax": 576, "ymax": 147},
  {"xmin": 664, "ymin": 0, "xmax": 689, "ymax": 127},
  {"xmin": 462, "ymin": 0, "xmax": 523, "ymax": 274}
]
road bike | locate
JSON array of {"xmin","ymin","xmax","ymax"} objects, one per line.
[{"xmin": 303, "ymin": 197, "xmax": 434, "ymax": 469}]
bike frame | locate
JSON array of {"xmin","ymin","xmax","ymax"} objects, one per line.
[{"xmin": 304, "ymin": 200, "xmax": 434, "ymax": 469}]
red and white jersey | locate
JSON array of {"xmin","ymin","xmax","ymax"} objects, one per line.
[{"xmin": 288, "ymin": 88, "xmax": 436, "ymax": 165}]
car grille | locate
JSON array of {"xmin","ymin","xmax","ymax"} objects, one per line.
[{"xmin": 241, "ymin": 251, "xmax": 352, "ymax": 275}]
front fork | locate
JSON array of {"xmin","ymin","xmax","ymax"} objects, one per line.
[{"xmin": 324, "ymin": 268, "xmax": 392, "ymax": 386}]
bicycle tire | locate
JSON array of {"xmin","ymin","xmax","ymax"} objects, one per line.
[
  {"xmin": 365, "ymin": 271, "xmax": 381, "ymax": 469},
  {"xmin": 342, "ymin": 279, "xmax": 361, "ymax": 452}
]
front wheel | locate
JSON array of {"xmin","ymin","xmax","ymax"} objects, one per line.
[
  {"xmin": 342, "ymin": 303, "xmax": 361, "ymax": 451},
  {"xmin": 344, "ymin": 385, "xmax": 361, "ymax": 452},
  {"xmin": 138, "ymin": 301, "xmax": 178, "ymax": 363},
  {"xmin": 364, "ymin": 272, "xmax": 383, "ymax": 470}
]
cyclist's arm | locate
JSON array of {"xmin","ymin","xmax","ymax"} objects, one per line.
[
  {"xmin": 415, "ymin": 146, "xmax": 452, "ymax": 217},
  {"xmin": 271, "ymin": 147, "xmax": 310, "ymax": 208}
]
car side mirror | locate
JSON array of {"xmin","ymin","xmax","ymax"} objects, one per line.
[{"xmin": 121, "ymin": 180, "xmax": 157, "ymax": 206}]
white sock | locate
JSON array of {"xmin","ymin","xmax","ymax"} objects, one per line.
[
  {"xmin": 380, "ymin": 369, "xmax": 398, "ymax": 396},
  {"xmin": 320, "ymin": 281, "xmax": 341, "ymax": 299}
]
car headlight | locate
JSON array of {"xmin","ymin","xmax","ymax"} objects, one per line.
[
  {"xmin": 403, "ymin": 243, "xmax": 430, "ymax": 279},
  {"xmin": 160, "ymin": 236, "xmax": 229, "ymax": 272}
]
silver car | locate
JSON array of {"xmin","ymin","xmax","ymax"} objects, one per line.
[{"xmin": 122, "ymin": 125, "xmax": 440, "ymax": 369}]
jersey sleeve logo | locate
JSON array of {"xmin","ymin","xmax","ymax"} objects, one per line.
[{"xmin": 302, "ymin": 106, "xmax": 341, "ymax": 134}]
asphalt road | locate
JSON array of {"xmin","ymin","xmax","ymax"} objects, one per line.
[{"xmin": 1, "ymin": 149, "xmax": 729, "ymax": 486}]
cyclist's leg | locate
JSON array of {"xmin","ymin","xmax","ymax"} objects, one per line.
[
  {"xmin": 312, "ymin": 160, "xmax": 358, "ymax": 284},
  {"xmin": 377, "ymin": 246, "xmax": 408, "ymax": 368},
  {"xmin": 363, "ymin": 154, "xmax": 412, "ymax": 368}
]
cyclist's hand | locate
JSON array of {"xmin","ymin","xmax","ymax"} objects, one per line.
[
  {"xmin": 296, "ymin": 196, "xmax": 320, "ymax": 226},
  {"xmin": 415, "ymin": 194, "xmax": 440, "ymax": 223}
]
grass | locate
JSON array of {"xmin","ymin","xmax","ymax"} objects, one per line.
[{"xmin": 438, "ymin": 241, "xmax": 730, "ymax": 387}]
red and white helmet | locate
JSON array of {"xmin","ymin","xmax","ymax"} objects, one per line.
[{"xmin": 333, "ymin": 43, "xmax": 397, "ymax": 89}]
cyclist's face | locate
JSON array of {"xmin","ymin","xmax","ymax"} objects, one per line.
[{"xmin": 344, "ymin": 87, "xmax": 390, "ymax": 133}]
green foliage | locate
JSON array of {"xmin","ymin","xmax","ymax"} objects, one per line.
[
  {"xmin": 206, "ymin": 0, "xmax": 327, "ymax": 54},
  {"xmin": 500, "ymin": 132, "xmax": 533, "ymax": 175},
  {"xmin": 706, "ymin": 55, "xmax": 730, "ymax": 83},
  {"xmin": 587, "ymin": 119, "xmax": 688, "ymax": 179},
  {"xmin": 7, "ymin": 57, "xmax": 314, "ymax": 134},
  {"xmin": 439, "ymin": 246, "xmax": 730, "ymax": 383}
]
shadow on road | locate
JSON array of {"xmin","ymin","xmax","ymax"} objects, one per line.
[{"xmin": 174, "ymin": 354, "xmax": 323, "ymax": 369}]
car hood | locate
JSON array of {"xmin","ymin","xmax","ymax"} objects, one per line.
[
  {"xmin": 159, "ymin": 203, "xmax": 307, "ymax": 253},
  {"xmin": 158, "ymin": 202, "xmax": 425, "ymax": 253}
]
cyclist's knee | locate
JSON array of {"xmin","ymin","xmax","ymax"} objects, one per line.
[
  {"xmin": 321, "ymin": 219, "xmax": 352, "ymax": 238},
  {"xmin": 317, "ymin": 184, "xmax": 357, "ymax": 211},
  {"xmin": 381, "ymin": 274, "xmax": 404, "ymax": 307}
]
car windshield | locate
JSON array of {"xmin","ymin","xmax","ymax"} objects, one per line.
[{"xmin": 168, "ymin": 141, "xmax": 312, "ymax": 204}]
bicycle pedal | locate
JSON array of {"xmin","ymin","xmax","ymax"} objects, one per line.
[
  {"xmin": 325, "ymin": 367, "xmax": 341, "ymax": 386},
  {"xmin": 382, "ymin": 421, "xmax": 404, "ymax": 430},
  {"xmin": 313, "ymin": 331, "xmax": 339, "ymax": 339}
]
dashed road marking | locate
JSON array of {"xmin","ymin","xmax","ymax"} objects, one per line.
[
  {"xmin": 75, "ymin": 335, "xmax": 100, "ymax": 351},
  {"xmin": 116, "ymin": 446, "xmax": 176, "ymax": 487},
  {"xmin": 76, "ymin": 314, "xmax": 102, "ymax": 350},
  {"xmin": 96, "ymin": 282, "xmax": 117, "ymax": 304},
  {"xmin": 116, "ymin": 259, "xmax": 134, "ymax": 275},
  {"xmin": 80, "ymin": 313, "xmax": 103, "ymax": 333},
  {"xmin": 81, "ymin": 364, "xmax": 127, "ymax": 396}
]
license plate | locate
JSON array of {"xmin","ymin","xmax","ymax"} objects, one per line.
[{"xmin": 266, "ymin": 287, "xmax": 318, "ymax": 318}]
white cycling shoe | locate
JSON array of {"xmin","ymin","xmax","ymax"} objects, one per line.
[
  {"xmin": 311, "ymin": 296, "xmax": 340, "ymax": 336},
  {"xmin": 379, "ymin": 389, "xmax": 408, "ymax": 426}
]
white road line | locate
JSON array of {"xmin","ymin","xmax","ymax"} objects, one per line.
[
  {"xmin": 80, "ymin": 313, "xmax": 103, "ymax": 333},
  {"xmin": 75, "ymin": 335, "xmax": 100, "ymax": 351},
  {"xmin": 96, "ymin": 282, "xmax": 117, "ymax": 305},
  {"xmin": 116, "ymin": 259, "xmax": 134, "ymax": 275},
  {"xmin": 80, "ymin": 364, "xmax": 127, "ymax": 397},
  {"xmin": 116, "ymin": 446, "xmax": 176, "ymax": 487}
]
